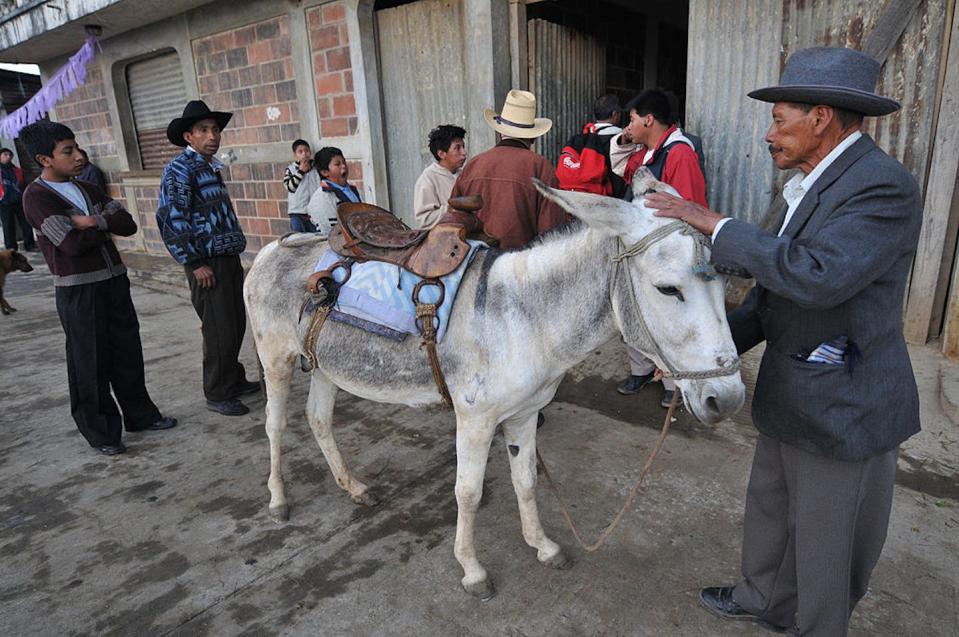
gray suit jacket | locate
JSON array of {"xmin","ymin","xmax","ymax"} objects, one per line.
[{"xmin": 712, "ymin": 135, "xmax": 922, "ymax": 461}]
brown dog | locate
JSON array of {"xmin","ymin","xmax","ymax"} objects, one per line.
[{"xmin": 0, "ymin": 249, "xmax": 34, "ymax": 314}]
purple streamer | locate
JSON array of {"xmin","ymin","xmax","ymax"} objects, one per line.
[{"xmin": 0, "ymin": 37, "xmax": 98, "ymax": 139}]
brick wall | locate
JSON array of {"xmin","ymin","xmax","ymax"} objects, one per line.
[
  {"xmin": 193, "ymin": 14, "xmax": 301, "ymax": 147},
  {"xmin": 219, "ymin": 161, "xmax": 291, "ymax": 252},
  {"xmin": 307, "ymin": 1, "xmax": 357, "ymax": 139},
  {"xmin": 307, "ymin": 1, "xmax": 364, "ymax": 197},
  {"xmin": 49, "ymin": 2, "xmax": 366, "ymax": 259},
  {"xmin": 191, "ymin": 14, "xmax": 304, "ymax": 251},
  {"xmin": 53, "ymin": 64, "xmax": 119, "ymax": 162},
  {"xmin": 53, "ymin": 63, "xmax": 127, "ymax": 227}
]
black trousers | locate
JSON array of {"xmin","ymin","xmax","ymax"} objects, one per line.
[
  {"xmin": 0, "ymin": 200, "xmax": 36, "ymax": 250},
  {"xmin": 185, "ymin": 255, "xmax": 247, "ymax": 401},
  {"xmin": 55, "ymin": 275, "xmax": 161, "ymax": 447}
]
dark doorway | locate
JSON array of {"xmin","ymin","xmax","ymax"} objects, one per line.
[{"xmin": 525, "ymin": 0, "xmax": 689, "ymax": 165}]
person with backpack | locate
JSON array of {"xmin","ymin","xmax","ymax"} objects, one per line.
[
  {"xmin": 609, "ymin": 88, "xmax": 708, "ymax": 407},
  {"xmin": 555, "ymin": 94, "xmax": 627, "ymax": 198},
  {"xmin": 610, "ymin": 89, "xmax": 707, "ymax": 205}
]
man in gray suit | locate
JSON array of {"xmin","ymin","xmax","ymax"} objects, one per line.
[{"xmin": 648, "ymin": 47, "xmax": 922, "ymax": 635}]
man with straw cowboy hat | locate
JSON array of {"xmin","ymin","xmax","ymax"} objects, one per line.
[
  {"xmin": 649, "ymin": 47, "xmax": 922, "ymax": 635},
  {"xmin": 450, "ymin": 89, "xmax": 566, "ymax": 249}
]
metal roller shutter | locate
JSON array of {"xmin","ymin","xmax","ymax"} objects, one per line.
[{"xmin": 126, "ymin": 51, "xmax": 187, "ymax": 170}]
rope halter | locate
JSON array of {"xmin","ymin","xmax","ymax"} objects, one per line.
[{"xmin": 610, "ymin": 220, "xmax": 741, "ymax": 381}]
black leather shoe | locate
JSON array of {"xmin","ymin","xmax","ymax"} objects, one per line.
[
  {"xmin": 206, "ymin": 398, "xmax": 250, "ymax": 416},
  {"xmin": 232, "ymin": 379, "xmax": 261, "ymax": 398},
  {"xmin": 616, "ymin": 372, "xmax": 655, "ymax": 395},
  {"xmin": 699, "ymin": 587, "xmax": 789, "ymax": 633},
  {"xmin": 96, "ymin": 443, "xmax": 127, "ymax": 456},
  {"xmin": 661, "ymin": 389, "xmax": 681, "ymax": 408},
  {"xmin": 129, "ymin": 416, "xmax": 178, "ymax": 432}
]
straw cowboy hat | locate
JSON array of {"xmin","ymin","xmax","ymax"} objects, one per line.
[
  {"xmin": 749, "ymin": 47, "xmax": 900, "ymax": 116},
  {"xmin": 483, "ymin": 90, "xmax": 552, "ymax": 139},
  {"xmin": 166, "ymin": 100, "xmax": 233, "ymax": 147}
]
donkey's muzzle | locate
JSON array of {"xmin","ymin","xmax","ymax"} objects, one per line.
[{"xmin": 685, "ymin": 377, "xmax": 745, "ymax": 425}]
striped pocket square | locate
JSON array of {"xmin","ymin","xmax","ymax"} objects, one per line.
[{"xmin": 806, "ymin": 336, "xmax": 848, "ymax": 365}]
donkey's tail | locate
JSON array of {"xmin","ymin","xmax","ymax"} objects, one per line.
[{"xmin": 278, "ymin": 232, "xmax": 328, "ymax": 248}]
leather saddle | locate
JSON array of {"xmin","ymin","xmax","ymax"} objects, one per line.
[{"xmin": 328, "ymin": 195, "xmax": 488, "ymax": 279}]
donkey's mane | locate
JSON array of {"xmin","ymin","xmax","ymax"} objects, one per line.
[
  {"xmin": 471, "ymin": 220, "xmax": 609, "ymax": 313},
  {"xmin": 527, "ymin": 218, "xmax": 587, "ymax": 247}
]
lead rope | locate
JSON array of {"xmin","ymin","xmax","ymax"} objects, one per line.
[
  {"xmin": 536, "ymin": 223, "xmax": 740, "ymax": 551},
  {"xmin": 536, "ymin": 389, "xmax": 679, "ymax": 552}
]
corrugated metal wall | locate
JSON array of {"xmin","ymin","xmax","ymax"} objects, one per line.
[
  {"xmin": 126, "ymin": 51, "xmax": 187, "ymax": 170},
  {"xmin": 686, "ymin": 0, "xmax": 784, "ymax": 222},
  {"xmin": 687, "ymin": 0, "xmax": 948, "ymax": 223},
  {"xmin": 528, "ymin": 19, "xmax": 605, "ymax": 168},
  {"xmin": 376, "ymin": 0, "xmax": 468, "ymax": 226},
  {"xmin": 780, "ymin": 0, "xmax": 948, "ymax": 188}
]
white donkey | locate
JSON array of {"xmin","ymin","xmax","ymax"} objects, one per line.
[{"xmin": 244, "ymin": 170, "xmax": 745, "ymax": 598}]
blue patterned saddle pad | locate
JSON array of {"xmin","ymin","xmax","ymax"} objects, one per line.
[{"xmin": 312, "ymin": 240, "xmax": 485, "ymax": 343}]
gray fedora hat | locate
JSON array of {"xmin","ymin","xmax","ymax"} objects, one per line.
[{"xmin": 748, "ymin": 47, "xmax": 900, "ymax": 116}]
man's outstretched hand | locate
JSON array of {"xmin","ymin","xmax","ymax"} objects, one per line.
[{"xmin": 645, "ymin": 192, "xmax": 725, "ymax": 237}]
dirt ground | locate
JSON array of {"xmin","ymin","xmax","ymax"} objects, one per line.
[{"xmin": 1, "ymin": 254, "xmax": 956, "ymax": 636}]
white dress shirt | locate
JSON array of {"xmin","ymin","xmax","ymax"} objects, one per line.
[{"xmin": 712, "ymin": 130, "xmax": 862, "ymax": 241}]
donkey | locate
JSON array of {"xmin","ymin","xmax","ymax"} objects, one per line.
[{"xmin": 244, "ymin": 170, "xmax": 745, "ymax": 598}]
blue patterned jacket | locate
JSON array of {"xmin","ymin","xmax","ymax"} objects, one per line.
[{"xmin": 156, "ymin": 146, "xmax": 246, "ymax": 266}]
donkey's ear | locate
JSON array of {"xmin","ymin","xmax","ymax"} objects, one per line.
[
  {"xmin": 531, "ymin": 178, "xmax": 641, "ymax": 234},
  {"xmin": 631, "ymin": 166, "xmax": 679, "ymax": 199}
]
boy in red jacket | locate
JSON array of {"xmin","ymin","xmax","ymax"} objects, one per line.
[
  {"xmin": 608, "ymin": 89, "xmax": 708, "ymax": 407},
  {"xmin": 20, "ymin": 120, "xmax": 176, "ymax": 456}
]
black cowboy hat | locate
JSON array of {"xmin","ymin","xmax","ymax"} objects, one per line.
[
  {"xmin": 749, "ymin": 47, "xmax": 900, "ymax": 117},
  {"xmin": 166, "ymin": 100, "xmax": 233, "ymax": 147}
]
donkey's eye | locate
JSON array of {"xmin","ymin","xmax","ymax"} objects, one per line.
[{"xmin": 656, "ymin": 286, "xmax": 685, "ymax": 302}]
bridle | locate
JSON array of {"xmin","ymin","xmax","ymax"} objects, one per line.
[{"xmin": 609, "ymin": 220, "xmax": 741, "ymax": 381}]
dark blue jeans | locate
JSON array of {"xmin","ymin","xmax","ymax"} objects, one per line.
[{"xmin": 289, "ymin": 214, "xmax": 317, "ymax": 233}]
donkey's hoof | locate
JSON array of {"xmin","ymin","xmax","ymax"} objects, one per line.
[
  {"xmin": 351, "ymin": 491, "xmax": 380, "ymax": 507},
  {"xmin": 268, "ymin": 503, "xmax": 290, "ymax": 522},
  {"xmin": 463, "ymin": 577, "xmax": 496, "ymax": 601},
  {"xmin": 542, "ymin": 549, "xmax": 573, "ymax": 570}
]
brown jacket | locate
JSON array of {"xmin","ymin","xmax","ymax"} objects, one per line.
[
  {"xmin": 23, "ymin": 179, "xmax": 136, "ymax": 286},
  {"xmin": 450, "ymin": 139, "xmax": 566, "ymax": 249}
]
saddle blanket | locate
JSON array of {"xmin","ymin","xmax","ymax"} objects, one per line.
[{"xmin": 313, "ymin": 240, "xmax": 485, "ymax": 343}]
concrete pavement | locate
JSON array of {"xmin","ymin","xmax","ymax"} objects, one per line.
[{"xmin": 1, "ymin": 253, "xmax": 956, "ymax": 636}]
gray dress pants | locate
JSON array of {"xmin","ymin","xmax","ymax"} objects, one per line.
[{"xmin": 732, "ymin": 433, "xmax": 898, "ymax": 636}]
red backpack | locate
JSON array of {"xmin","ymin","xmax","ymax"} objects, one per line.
[{"xmin": 555, "ymin": 124, "xmax": 615, "ymax": 196}]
